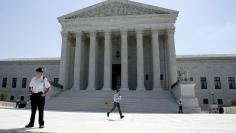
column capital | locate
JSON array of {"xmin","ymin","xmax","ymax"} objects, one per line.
[
  {"xmin": 166, "ymin": 28, "xmax": 176, "ymax": 34},
  {"xmin": 151, "ymin": 29, "xmax": 160, "ymax": 34},
  {"xmin": 89, "ymin": 31, "xmax": 97, "ymax": 36},
  {"xmin": 61, "ymin": 31, "xmax": 69, "ymax": 37},
  {"xmin": 136, "ymin": 29, "xmax": 144, "ymax": 35},
  {"xmin": 104, "ymin": 30, "xmax": 112, "ymax": 35},
  {"xmin": 120, "ymin": 28, "xmax": 128, "ymax": 34},
  {"xmin": 75, "ymin": 31, "xmax": 82, "ymax": 37}
]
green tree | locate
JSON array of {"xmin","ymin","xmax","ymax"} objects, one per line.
[
  {"xmin": 0, "ymin": 90, "xmax": 8, "ymax": 101},
  {"xmin": 231, "ymin": 98, "xmax": 236, "ymax": 106}
]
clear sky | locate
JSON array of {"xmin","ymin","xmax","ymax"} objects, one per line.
[{"xmin": 0, "ymin": 0, "xmax": 236, "ymax": 59}]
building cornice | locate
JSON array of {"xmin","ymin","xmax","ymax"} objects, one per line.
[
  {"xmin": 0, "ymin": 58, "xmax": 60, "ymax": 65},
  {"xmin": 1, "ymin": 55, "xmax": 236, "ymax": 64},
  {"xmin": 176, "ymin": 54, "xmax": 236, "ymax": 61}
]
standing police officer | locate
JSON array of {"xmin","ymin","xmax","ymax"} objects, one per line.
[
  {"xmin": 25, "ymin": 67, "xmax": 51, "ymax": 128},
  {"xmin": 178, "ymin": 100, "xmax": 183, "ymax": 113}
]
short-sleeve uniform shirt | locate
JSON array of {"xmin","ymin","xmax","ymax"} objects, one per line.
[{"xmin": 29, "ymin": 76, "xmax": 51, "ymax": 93}]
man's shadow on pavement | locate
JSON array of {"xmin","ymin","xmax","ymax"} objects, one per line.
[
  {"xmin": 0, "ymin": 127, "xmax": 56, "ymax": 133},
  {"xmin": 106, "ymin": 118, "xmax": 121, "ymax": 121}
]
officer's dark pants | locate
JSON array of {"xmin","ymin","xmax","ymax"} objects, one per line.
[
  {"xmin": 109, "ymin": 102, "xmax": 123, "ymax": 117},
  {"xmin": 179, "ymin": 106, "xmax": 183, "ymax": 113},
  {"xmin": 29, "ymin": 93, "xmax": 45, "ymax": 126}
]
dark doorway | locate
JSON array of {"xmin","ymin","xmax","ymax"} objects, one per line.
[{"xmin": 112, "ymin": 64, "xmax": 121, "ymax": 90}]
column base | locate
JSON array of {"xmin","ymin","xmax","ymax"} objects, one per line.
[
  {"xmin": 102, "ymin": 88, "xmax": 112, "ymax": 91},
  {"xmin": 71, "ymin": 86, "xmax": 81, "ymax": 91},
  {"xmin": 152, "ymin": 88, "xmax": 163, "ymax": 91},
  {"xmin": 136, "ymin": 88, "xmax": 146, "ymax": 91},
  {"xmin": 86, "ymin": 88, "xmax": 96, "ymax": 91},
  {"xmin": 120, "ymin": 88, "xmax": 129, "ymax": 91}
]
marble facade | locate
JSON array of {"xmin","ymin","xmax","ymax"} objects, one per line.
[{"xmin": 58, "ymin": 0, "xmax": 179, "ymax": 91}]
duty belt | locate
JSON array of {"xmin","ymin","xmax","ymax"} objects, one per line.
[{"xmin": 32, "ymin": 92, "xmax": 43, "ymax": 96}]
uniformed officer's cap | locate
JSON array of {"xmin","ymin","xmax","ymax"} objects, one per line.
[{"xmin": 36, "ymin": 67, "xmax": 44, "ymax": 73}]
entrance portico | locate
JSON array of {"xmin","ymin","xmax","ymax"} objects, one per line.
[{"xmin": 58, "ymin": 0, "xmax": 179, "ymax": 91}]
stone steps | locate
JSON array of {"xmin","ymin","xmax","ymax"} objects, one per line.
[{"xmin": 45, "ymin": 89, "xmax": 179, "ymax": 113}]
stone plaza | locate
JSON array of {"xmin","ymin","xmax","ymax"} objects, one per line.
[{"xmin": 0, "ymin": 109, "xmax": 236, "ymax": 133}]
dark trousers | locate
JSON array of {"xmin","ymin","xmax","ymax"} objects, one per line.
[
  {"xmin": 29, "ymin": 94, "xmax": 45, "ymax": 126},
  {"xmin": 109, "ymin": 102, "xmax": 123, "ymax": 117},
  {"xmin": 179, "ymin": 106, "xmax": 183, "ymax": 113},
  {"xmin": 16, "ymin": 102, "xmax": 19, "ymax": 108}
]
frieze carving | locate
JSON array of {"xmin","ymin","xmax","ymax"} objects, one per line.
[{"xmin": 65, "ymin": 2, "xmax": 168, "ymax": 19}]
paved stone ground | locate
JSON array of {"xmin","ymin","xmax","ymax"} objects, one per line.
[{"xmin": 0, "ymin": 108, "xmax": 236, "ymax": 133}]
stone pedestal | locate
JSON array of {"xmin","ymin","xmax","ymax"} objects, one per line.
[{"xmin": 172, "ymin": 82, "xmax": 201, "ymax": 113}]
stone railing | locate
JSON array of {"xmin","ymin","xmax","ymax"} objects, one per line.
[
  {"xmin": 171, "ymin": 80, "xmax": 179, "ymax": 89},
  {"xmin": 46, "ymin": 82, "xmax": 63, "ymax": 101},
  {"xmin": 0, "ymin": 101, "xmax": 16, "ymax": 108},
  {"xmin": 209, "ymin": 104, "xmax": 219, "ymax": 113},
  {"xmin": 223, "ymin": 107, "xmax": 236, "ymax": 114}
]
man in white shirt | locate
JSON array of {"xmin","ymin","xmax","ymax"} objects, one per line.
[
  {"xmin": 107, "ymin": 89, "xmax": 125, "ymax": 119},
  {"xmin": 25, "ymin": 67, "xmax": 51, "ymax": 129}
]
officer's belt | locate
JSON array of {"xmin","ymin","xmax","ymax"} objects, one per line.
[{"xmin": 32, "ymin": 92, "xmax": 43, "ymax": 96}]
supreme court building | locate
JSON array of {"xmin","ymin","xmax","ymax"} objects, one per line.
[
  {"xmin": 1, "ymin": 0, "xmax": 236, "ymax": 113},
  {"xmin": 58, "ymin": 0, "xmax": 178, "ymax": 91}
]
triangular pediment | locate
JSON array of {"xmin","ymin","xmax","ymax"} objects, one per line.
[{"xmin": 59, "ymin": 0, "xmax": 178, "ymax": 20}]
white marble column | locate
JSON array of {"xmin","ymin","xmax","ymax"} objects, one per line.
[
  {"xmin": 151, "ymin": 29, "xmax": 161, "ymax": 90},
  {"xmin": 102, "ymin": 31, "xmax": 112, "ymax": 91},
  {"xmin": 87, "ymin": 31, "xmax": 97, "ymax": 90},
  {"xmin": 121, "ymin": 29, "xmax": 129, "ymax": 90},
  {"xmin": 59, "ymin": 31, "xmax": 70, "ymax": 89},
  {"xmin": 136, "ymin": 29, "xmax": 145, "ymax": 91},
  {"xmin": 72, "ymin": 31, "xmax": 82, "ymax": 90},
  {"xmin": 167, "ymin": 28, "xmax": 178, "ymax": 88}
]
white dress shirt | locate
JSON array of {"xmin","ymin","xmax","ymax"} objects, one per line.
[
  {"xmin": 113, "ymin": 93, "xmax": 122, "ymax": 103},
  {"xmin": 29, "ymin": 76, "xmax": 51, "ymax": 93}
]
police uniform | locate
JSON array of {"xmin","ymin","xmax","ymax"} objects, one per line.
[
  {"xmin": 28, "ymin": 76, "xmax": 50, "ymax": 127},
  {"xmin": 179, "ymin": 101, "xmax": 183, "ymax": 113}
]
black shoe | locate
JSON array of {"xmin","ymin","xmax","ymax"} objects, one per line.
[
  {"xmin": 25, "ymin": 123, "xmax": 34, "ymax": 128},
  {"xmin": 39, "ymin": 125, "xmax": 44, "ymax": 128},
  {"xmin": 107, "ymin": 112, "xmax": 110, "ymax": 117},
  {"xmin": 120, "ymin": 115, "xmax": 125, "ymax": 119}
]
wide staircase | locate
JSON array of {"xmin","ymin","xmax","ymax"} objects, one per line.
[{"xmin": 45, "ymin": 88, "xmax": 179, "ymax": 113}]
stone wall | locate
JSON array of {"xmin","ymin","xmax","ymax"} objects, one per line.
[
  {"xmin": 0, "ymin": 58, "xmax": 60, "ymax": 101},
  {"xmin": 1, "ymin": 55, "xmax": 236, "ymax": 110},
  {"xmin": 176, "ymin": 55, "xmax": 236, "ymax": 110}
]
